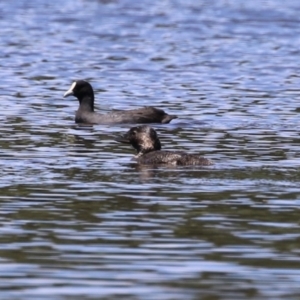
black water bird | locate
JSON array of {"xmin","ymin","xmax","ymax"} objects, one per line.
[{"xmin": 64, "ymin": 80, "xmax": 177, "ymax": 125}]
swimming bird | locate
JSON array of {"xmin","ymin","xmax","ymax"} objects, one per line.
[
  {"xmin": 63, "ymin": 80, "xmax": 177, "ymax": 124},
  {"xmin": 117, "ymin": 125, "xmax": 213, "ymax": 166}
]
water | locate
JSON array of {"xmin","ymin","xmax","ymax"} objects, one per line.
[{"xmin": 1, "ymin": 0, "xmax": 300, "ymax": 299}]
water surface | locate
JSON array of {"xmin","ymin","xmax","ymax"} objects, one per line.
[{"xmin": 1, "ymin": 0, "xmax": 300, "ymax": 299}]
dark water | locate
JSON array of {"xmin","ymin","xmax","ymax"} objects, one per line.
[{"xmin": 1, "ymin": 0, "xmax": 300, "ymax": 299}]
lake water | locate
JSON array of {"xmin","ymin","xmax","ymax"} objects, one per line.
[{"xmin": 1, "ymin": 0, "xmax": 300, "ymax": 299}]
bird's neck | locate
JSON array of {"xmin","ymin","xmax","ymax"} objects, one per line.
[
  {"xmin": 79, "ymin": 96, "xmax": 94, "ymax": 112},
  {"xmin": 136, "ymin": 146, "xmax": 156, "ymax": 156}
]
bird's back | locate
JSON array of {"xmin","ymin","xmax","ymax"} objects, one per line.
[
  {"xmin": 136, "ymin": 150, "xmax": 213, "ymax": 166},
  {"xmin": 76, "ymin": 106, "xmax": 177, "ymax": 124}
]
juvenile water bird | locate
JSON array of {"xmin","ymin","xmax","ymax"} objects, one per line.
[
  {"xmin": 117, "ymin": 125, "xmax": 213, "ymax": 166},
  {"xmin": 63, "ymin": 80, "xmax": 177, "ymax": 125}
]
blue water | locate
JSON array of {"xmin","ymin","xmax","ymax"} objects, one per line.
[{"xmin": 1, "ymin": 0, "xmax": 300, "ymax": 299}]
